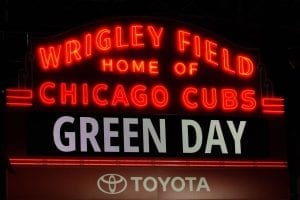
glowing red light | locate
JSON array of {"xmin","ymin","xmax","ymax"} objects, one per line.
[
  {"xmin": 261, "ymin": 97, "xmax": 284, "ymax": 114},
  {"xmin": 204, "ymin": 39, "xmax": 218, "ymax": 67},
  {"xmin": 221, "ymin": 48, "xmax": 235, "ymax": 75},
  {"xmin": 37, "ymin": 82, "xmax": 170, "ymax": 110},
  {"xmin": 181, "ymin": 87, "xmax": 198, "ymax": 110},
  {"xmin": 100, "ymin": 58, "xmax": 159, "ymax": 76},
  {"xmin": 241, "ymin": 89, "xmax": 256, "ymax": 112},
  {"xmin": 9, "ymin": 156, "xmax": 288, "ymax": 168},
  {"xmin": 92, "ymin": 84, "xmax": 109, "ymax": 107},
  {"xmin": 130, "ymin": 24, "xmax": 145, "ymax": 48},
  {"xmin": 181, "ymin": 87, "xmax": 257, "ymax": 113},
  {"xmin": 60, "ymin": 83, "xmax": 77, "ymax": 105},
  {"xmin": 37, "ymin": 45, "xmax": 62, "ymax": 70},
  {"xmin": 200, "ymin": 87, "xmax": 217, "ymax": 110},
  {"xmin": 111, "ymin": 84, "xmax": 130, "ymax": 107},
  {"xmin": 65, "ymin": 39, "xmax": 82, "ymax": 65},
  {"xmin": 151, "ymin": 85, "xmax": 169, "ymax": 109},
  {"xmin": 115, "ymin": 26, "xmax": 129, "ymax": 49},
  {"xmin": 36, "ymin": 24, "xmax": 165, "ymax": 71},
  {"xmin": 193, "ymin": 35, "xmax": 201, "ymax": 58},
  {"xmin": 6, "ymin": 88, "xmax": 33, "ymax": 107},
  {"xmin": 147, "ymin": 25, "xmax": 164, "ymax": 48},
  {"xmin": 236, "ymin": 55, "xmax": 255, "ymax": 78},
  {"xmin": 221, "ymin": 88, "xmax": 238, "ymax": 111},
  {"xmin": 130, "ymin": 85, "xmax": 148, "ymax": 108},
  {"xmin": 176, "ymin": 29, "xmax": 191, "ymax": 53},
  {"xmin": 95, "ymin": 28, "xmax": 111, "ymax": 51}
]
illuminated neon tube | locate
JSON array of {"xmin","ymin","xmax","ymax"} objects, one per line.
[{"xmin": 9, "ymin": 157, "xmax": 287, "ymax": 168}]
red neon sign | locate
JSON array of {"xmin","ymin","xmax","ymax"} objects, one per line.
[
  {"xmin": 4, "ymin": 19, "xmax": 288, "ymax": 174},
  {"xmin": 37, "ymin": 25, "xmax": 254, "ymax": 79},
  {"xmin": 5, "ymin": 21, "xmax": 284, "ymax": 116}
]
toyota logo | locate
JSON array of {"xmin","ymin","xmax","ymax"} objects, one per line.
[{"xmin": 97, "ymin": 174, "xmax": 127, "ymax": 194}]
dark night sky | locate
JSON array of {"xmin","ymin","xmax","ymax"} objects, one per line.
[
  {"xmin": 1, "ymin": 0, "xmax": 300, "ymax": 90},
  {"xmin": 1, "ymin": 0, "xmax": 300, "ymax": 199}
]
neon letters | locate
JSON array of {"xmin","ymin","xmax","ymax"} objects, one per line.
[{"xmin": 31, "ymin": 21, "xmax": 284, "ymax": 115}]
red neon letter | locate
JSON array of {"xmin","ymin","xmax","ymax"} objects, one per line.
[
  {"xmin": 151, "ymin": 85, "xmax": 169, "ymax": 109},
  {"xmin": 173, "ymin": 62, "xmax": 186, "ymax": 76},
  {"xmin": 221, "ymin": 88, "xmax": 238, "ymax": 111},
  {"xmin": 100, "ymin": 58, "xmax": 113, "ymax": 72},
  {"xmin": 65, "ymin": 39, "xmax": 82, "ymax": 65},
  {"xmin": 132, "ymin": 60, "xmax": 145, "ymax": 73},
  {"xmin": 193, "ymin": 35, "xmax": 201, "ymax": 58},
  {"xmin": 221, "ymin": 48, "xmax": 235, "ymax": 75},
  {"xmin": 188, "ymin": 62, "xmax": 198, "ymax": 75},
  {"xmin": 60, "ymin": 83, "xmax": 77, "ymax": 105},
  {"xmin": 92, "ymin": 84, "xmax": 108, "ymax": 107},
  {"xmin": 39, "ymin": 81, "xmax": 56, "ymax": 105},
  {"xmin": 115, "ymin": 26, "xmax": 129, "ymax": 49},
  {"xmin": 237, "ymin": 55, "xmax": 254, "ymax": 78},
  {"xmin": 181, "ymin": 87, "xmax": 198, "ymax": 110},
  {"xmin": 204, "ymin": 39, "xmax": 218, "ymax": 67},
  {"xmin": 116, "ymin": 60, "xmax": 129, "ymax": 73},
  {"xmin": 37, "ymin": 45, "xmax": 61, "ymax": 70},
  {"xmin": 95, "ymin": 28, "xmax": 111, "ymax": 51},
  {"xmin": 176, "ymin": 30, "xmax": 191, "ymax": 53},
  {"xmin": 130, "ymin": 25, "xmax": 144, "ymax": 48},
  {"xmin": 200, "ymin": 88, "xmax": 217, "ymax": 110},
  {"xmin": 240, "ymin": 89, "xmax": 256, "ymax": 112},
  {"xmin": 148, "ymin": 60, "xmax": 159, "ymax": 76},
  {"xmin": 130, "ymin": 85, "xmax": 147, "ymax": 108},
  {"xmin": 82, "ymin": 83, "xmax": 89, "ymax": 106},
  {"xmin": 147, "ymin": 25, "xmax": 164, "ymax": 49},
  {"xmin": 111, "ymin": 84, "xmax": 130, "ymax": 107},
  {"xmin": 84, "ymin": 33, "xmax": 92, "ymax": 58}
]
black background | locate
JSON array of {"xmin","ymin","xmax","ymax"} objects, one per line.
[{"xmin": 27, "ymin": 114, "xmax": 269, "ymax": 158}]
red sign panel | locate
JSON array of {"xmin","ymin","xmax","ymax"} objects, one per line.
[{"xmin": 8, "ymin": 166, "xmax": 289, "ymax": 200}]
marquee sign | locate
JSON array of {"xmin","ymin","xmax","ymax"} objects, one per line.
[{"xmin": 6, "ymin": 18, "xmax": 285, "ymax": 159}]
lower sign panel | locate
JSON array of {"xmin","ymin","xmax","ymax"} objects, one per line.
[{"xmin": 7, "ymin": 166, "xmax": 289, "ymax": 199}]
